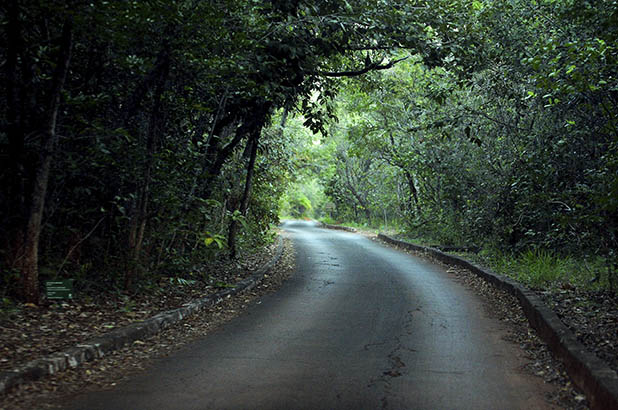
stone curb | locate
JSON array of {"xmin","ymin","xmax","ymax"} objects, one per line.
[
  {"xmin": 377, "ymin": 233, "xmax": 618, "ymax": 410},
  {"xmin": 0, "ymin": 237, "xmax": 284, "ymax": 396},
  {"xmin": 318, "ymin": 222, "xmax": 357, "ymax": 233},
  {"xmin": 429, "ymin": 245, "xmax": 480, "ymax": 254}
]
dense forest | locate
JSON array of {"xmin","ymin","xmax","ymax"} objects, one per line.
[
  {"xmin": 1, "ymin": 0, "xmax": 616, "ymax": 304},
  {"xmin": 284, "ymin": 0, "xmax": 618, "ymax": 288}
]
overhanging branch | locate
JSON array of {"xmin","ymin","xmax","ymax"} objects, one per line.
[{"xmin": 312, "ymin": 55, "xmax": 409, "ymax": 78}]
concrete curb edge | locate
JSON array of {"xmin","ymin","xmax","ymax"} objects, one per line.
[
  {"xmin": 0, "ymin": 236, "xmax": 285, "ymax": 396},
  {"xmin": 377, "ymin": 233, "xmax": 618, "ymax": 410},
  {"xmin": 317, "ymin": 222, "xmax": 357, "ymax": 233}
]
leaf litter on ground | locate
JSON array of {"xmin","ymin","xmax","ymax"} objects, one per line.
[{"xmin": 0, "ymin": 236, "xmax": 296, "ymax": 410}]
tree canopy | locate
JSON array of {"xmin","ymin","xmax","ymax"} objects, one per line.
[
  {"xmin": 1, "ymin": 0, "xmax": 617, "ymax": 302},
  {"xmin": 309, "ymin": 0, "xmax": 617, "ymax": 285}
]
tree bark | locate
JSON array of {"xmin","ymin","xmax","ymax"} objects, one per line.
[
  {"xmin": 19, "ymin": 18, "xmax": 73, "ymax": 304},
  {"xmin": 343, "ymin": 160, "xmax": 372, "ymax": 222},
  {"xmin": 227, "ymin": 134, "xmax": 260, "ymax": 259},
  {"xmin": 3, "ymin": 1, "xmax": 26, "ymax": 268},
  {"xmin": 404, "ymin": 171, "xmax": 420, "ymax": 213},
  {"xmin": 201, "ymin": 99, "xmax": 272, "ymax": 200},
  {"xmin": 121, "ymin": 48, "xmax": 171, "ymax": 126},
  {"xmin": 125, "ymin": 52, "xmax": 169, "ymax": 290},
  {"xmin": 226, "ymin": 104, "xmax": 277, "ymax": 258}
]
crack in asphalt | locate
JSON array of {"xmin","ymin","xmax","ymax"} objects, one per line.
[
  {"xmin": 369, "ymin": 306, "xmax": 422, "ymax": 409},
  {"xmin": 363, "ymin": 340, "xmax": 390, "ymax": 351}
]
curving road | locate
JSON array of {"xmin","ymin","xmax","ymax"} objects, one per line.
[{"xmin": 63, "ymin": 220, "xmax": 554, "ymax": 409}]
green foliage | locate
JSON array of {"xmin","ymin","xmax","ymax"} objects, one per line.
[
  {"xmin": 1, "ymin": 0, "xmax": 616, "ymax": 298},
  {"xmin": 496, "ymin": 249, "xmax": 570, "ymax": 287},
  {"xmin": 204, "ymin": 233, "xmax": 226, "ymax": 250},
  {"xmin": 282, "ymin": 191, "xmax": 313, "ymax": 219},
  {"xmin": 3, "ymin": 0, "xmax": 431, "ymax": 298},
  {"xmin": 473, "ymin": 247, "xmax": 611, "ymax": 290},
  {"xmin": 118, "ymin": 295, "xmax": 136, "ymax": 313},
  {"xmin": 0, "ymin": 297, "xmax": 19, "ymax": 316},
  {"xmin": 311, "ymin": 0, "xmax": 618, "ymax": 290}
]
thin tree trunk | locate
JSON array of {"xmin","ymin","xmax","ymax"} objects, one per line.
[
  {"xmin": 3, "ymin": 1, "xmax": 26, "ymax": 268},
  {"xmin": 227, "ymin": 106, "xmax": 284, "ymax": 258},
  {"xmin": 344, "ymin": 162, "xmax": 371, "ymax": 223},
  {"xmin": 404, "ymin": 171, "xmax": 420, "ymax": 213},
  {"xmin": 125, "ymin": 55, "xmax": 168, "ymax": 290},
  {"xmin": 226, "ymin": 105, "xmax": 278, "ymax": 258},
  {"xmin": 201, "ymin": 99, "xmax": 272, "ymax": 200},
  {"xmin": 20, "ymin": 18, "xmax": 73, "ymax": 304},
  {"xmin": 228, "ymin": 134, "xmax": 260, "ymax": 259}
]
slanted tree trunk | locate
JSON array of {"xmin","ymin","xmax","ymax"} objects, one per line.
[
  {"xmin": 19, "ymin": 18, "xmax": 73, "ymax": 304},
  {"xmin": 226, "ymin": 105, "xmax": 279, "ymax": 258},
  {"xmin": 404, "ymin": 171, "xmax": 420, "ymax": 213},
  {"xmin": 201, "ymin": 98, "xmax": 272, "ymax": 201},
  {"xmin": 227, "ymin": 134, "xmax": 260, "ymax": 259}
]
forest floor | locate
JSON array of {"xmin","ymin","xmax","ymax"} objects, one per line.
[
  {"xmin": 0, "ymin": 235, "xmax": 296, "ymax": 409},
  {"xmin": 540, "ymin": 287, "xmax": 618, "ymax": 374},
  {"xmin": 0, "ymin": 227, "xmax": 615, "ymax": 409}
]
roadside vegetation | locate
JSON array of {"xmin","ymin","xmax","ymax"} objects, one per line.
[
  {"xmin": 1, "ymin": 0, "xmax": 436, "ymax": 306},
  {"xmin": 278, "ymin": 1, "xmax": 618, "ymax": 294},
  {"xmin": 1, "ymin": 0, "xmax": 616, "ymax": 374}
]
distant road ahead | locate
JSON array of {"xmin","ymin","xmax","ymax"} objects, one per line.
[{"xmin": 63, "ymin": 220, "xmax": 554, "ymax": 410}]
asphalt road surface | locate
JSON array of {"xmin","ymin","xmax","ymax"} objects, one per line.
[{"xmin": 62, "ymin": 220, "xmax": 554, "ymax": 410}]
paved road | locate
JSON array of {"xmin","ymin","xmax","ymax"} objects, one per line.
[{"xmin": 63, "ymin": 221, "xmax": 554, "ymax": 409}]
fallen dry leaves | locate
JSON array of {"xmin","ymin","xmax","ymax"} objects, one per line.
[{"xmin": 0, "ymin": 236, "xmax": 296, "ymax": 410}]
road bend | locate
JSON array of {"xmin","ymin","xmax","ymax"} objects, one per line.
[{"xmin": 62, "ymin": 220, "xmax": 555, "ymax": 410}]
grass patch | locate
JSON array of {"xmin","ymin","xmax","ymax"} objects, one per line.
[
  {"xmin": 471, "ymin": 247, "xmax": 608, "ymax": 290},
  {"xmin": 391, "ymin": 230, "xmax": 610, "ymax": 291},
  {"xmin": 493, "ymin": 249, "xmax": 573, "ymax": 286}
]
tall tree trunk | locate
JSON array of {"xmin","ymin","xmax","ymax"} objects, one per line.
[
  {"xmin": 19, "ymin": 18, "xmax": 73, "ymax": 304},
  {"xmin": 3, "ymin": 1, "xmax": 26, "ymax": 268},
  {"xmin": 125, "ymin": 55, "xmax": 168, "ymax": 290},
  {"xmin": 226, "ymin": 105, "xmax": 278, "ymax": 258}
]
